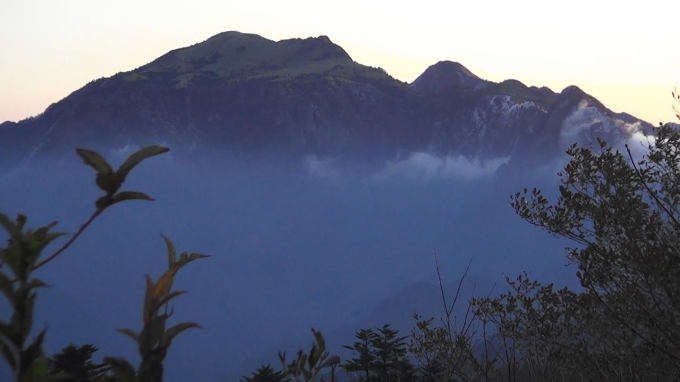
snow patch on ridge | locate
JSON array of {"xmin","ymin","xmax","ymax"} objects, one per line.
[
  {"xmin": 473, "ymin": 96, "xmax": 538, "ymax": 139},
  {"xmin": 490, "ymin": 96, "xmax": 536, "ymax": 118},
  {"xmin": 486, "ymin": 96, "xmax": 538, "ymax": 127}
]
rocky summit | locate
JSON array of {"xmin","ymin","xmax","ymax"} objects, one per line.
[{"xmin": 0, "ymin": 31, "xmax": 653, "ymax": 168}]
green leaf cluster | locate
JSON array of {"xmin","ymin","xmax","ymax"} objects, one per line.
[
  {"xmin": 75, "ymin": 146, "xmax": 168, "ymax": 210},
  {"xmin": 106, "ymin": 236, "xmax": 208, "ymax": 382}
]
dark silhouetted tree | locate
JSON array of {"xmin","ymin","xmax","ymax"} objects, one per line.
[
  {"xmin": 343, "ymin": 329, "xmax": 378, "ymax": 381},
  {"xmin": 343, "ymin": 325, "xmax": 415, "ymax": 382},
  {"xmin": 49, "ymin": 344, "xmax": 110, "ymax": 382},
  {"xmin": 241, "ymin": 365, "xmax": 288, "ymax": 382},
  {"xmin": 499, "ymin": 122, "xmax": 680, "ymax": 379}
]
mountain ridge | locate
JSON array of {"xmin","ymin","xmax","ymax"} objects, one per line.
[{"xmin": 0, "ymin": 31, "xmax": 653, "ymax": 170}]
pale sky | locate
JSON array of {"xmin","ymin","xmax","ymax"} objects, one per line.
[{"xmin": 1, "ymin": 0, "xmax": 678, "ymax": 125}]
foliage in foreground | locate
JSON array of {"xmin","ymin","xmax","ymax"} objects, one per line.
[{"xmin": 0, "ymin": 146, "xmax": 208, "ymax": 382}]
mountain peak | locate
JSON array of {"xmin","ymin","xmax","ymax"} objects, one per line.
[
  {"xmin": 136, "ymin": 31, "xmax": 353, "ymax": 80},
  {"xmin": 205, "ymin": 30, "xmax": 264, "ymax": 42},
  {"xmin": 411, "ymin": 61, "xmax": 485, "ymax": 91},
  {"xmin": 560, "ymin": 85, "xmax": 586, "ymax": 97},
  {"xmin": 278, "ymin": 35, "xmax": 352, "ymax": 62},
  {"xmin": 554, "ymin": 85, "xmax": 596, "ymax": 111}
]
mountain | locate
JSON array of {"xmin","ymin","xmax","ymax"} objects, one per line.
[
  {"xmin": 0, "ymin": 31, "xmax": 638, "ymax": 382},
  {"xmin": 0, "ymin": 31, "xmax": 653, "ymax": 171}
]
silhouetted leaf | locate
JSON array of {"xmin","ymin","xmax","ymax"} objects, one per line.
[
  {"xmin": 24, "ymin": 279, "xmax": 47, "ymax": 291},
  {"xmin": 117, "ymin": 145, "xmax": 169, "ymax": 179},
  {"xmin": 111, "ymin": 191, "xmax": 155, "ymax": 204},
  {"xmin": 312, "ymin": 329, "xmax": 325, "ymax": 351},
  {"xmin": 75, "ymin": 149, "xmax": 114, "ymax": 175},
  {"xmin": 117, "ymin": 328, "xmax": 140, "ymax": 344},
  {"xmin": 320, "ymin": 355, "xmax": 340, "ymax": 368},
  {"xmin": 32, "ymin": 222, "xmax": 57, "ymax": 242},
  {"xmin": 162, "ymin": 322, "xmax": 201, "ymax": 345},
  {"xmin": 21, "ymin": 329, "xmax": 46, "ymax": 375},
  {"xmin": 308, "ymin": 344, "xmax": 318, "ymax": 367},
  {"xmin": 150, "ymin": 270, "xmax": 175, "ymax": 300},
  {"xmin": 156, "ymin": 290, "xmax": 187, "ymax": 309},
  {"xmin": 161, "ymin": 234, "xmax": 176, "ymax": 268},
  {"xmin": 174, "ymin": 252, "xmax": 209, "ymax": 270},
  {"xmin": 0, "ymin": 213, "xmax": 20, "ymax": 242}
]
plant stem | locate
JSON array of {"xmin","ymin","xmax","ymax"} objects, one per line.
[{"xmin": 34, "ymin": 208, "xmax": 103, "ymax": 270}]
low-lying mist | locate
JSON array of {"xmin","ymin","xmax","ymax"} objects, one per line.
[{"xmin": 0, "ymin": 148, "xmax": 572, "ymax": 381}]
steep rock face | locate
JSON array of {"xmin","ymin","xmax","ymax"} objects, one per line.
[{"xmin": 0, "ymin": 32, "xmax": 653, "ymax": 169}]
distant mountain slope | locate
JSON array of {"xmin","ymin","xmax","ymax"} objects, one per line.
[{"xmin": 0, "ymin": 31, "xmax": 653, "ymax": 169}]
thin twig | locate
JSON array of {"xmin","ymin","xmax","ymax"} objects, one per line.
[
  {"xmin": 433, "ymin": 249, "xmax": 451, "ymax": 334},
  {"xmin": 34, "ymin": 208, "xmax": 103, "ymax": 270}
]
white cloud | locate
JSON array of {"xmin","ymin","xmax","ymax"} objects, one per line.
[
  {"xmin": 559, "ymin": 101, "xmax": 609, "ymax": 148},
  {"xmin": 625, "ymin": 130, "xmax": 655, "ymax": 163},
  {"xmin": 303, "ymin": 152, "xmax": 509, "ymax": 183},
  {"xmin": 303, "ymin": 155, "xmax": 340, "ymax": 180},
  {"xmin": 560, "ymin": 100, "xmax": 655, "ymax": 161},
  {"xmin": 373, "ymin": 152, "xmax": 509, "ymax": 182}
]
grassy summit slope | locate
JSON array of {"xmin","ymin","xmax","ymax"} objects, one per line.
[{"xmin": 134, "ymin": 31, "xmax": 396, "ymax": 86}]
